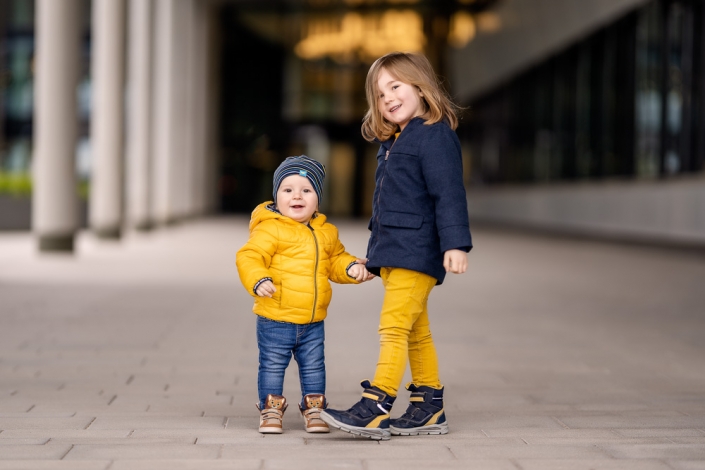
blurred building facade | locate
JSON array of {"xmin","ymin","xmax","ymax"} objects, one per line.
[
  {"xmin": 0, "ymin": 0, "xmax": 704, "ymax": 251},
  {"xmin": 453, "ymin": 0, "xmax": 705, "ymax": 247}
]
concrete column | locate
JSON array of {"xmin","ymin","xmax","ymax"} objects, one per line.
[
  {"xmin": 186, "ymin": 0, "xmax": 207, "ymax": 216},
  {"xmin": 204, "ymin": 4, "xmax": 221, "ymax": 214},
  {"xmin": 32, "ymin": 0, "xmax": 81, "ymax": 252},
  {"xmin": 126, "ymin": 0, "xmax": 153, "ymax": 230},
  {"xmin": 89, "ymin": 0, "xmax": 126, "ymax": 239},
  {"xmin": 151, "ymin": 0, "xmax": 178, "ymax": 225},
  {"xmin": 173, "ymin": 0, "xmax": 191, "ymax": 219}
]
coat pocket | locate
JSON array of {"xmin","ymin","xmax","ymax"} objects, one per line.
[{"xmin": 380, "ymin": 211, "xmax": 424, "ymax": 229}]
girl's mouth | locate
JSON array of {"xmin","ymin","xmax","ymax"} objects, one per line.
[
  {"xmin": 389, "ymin": 105, "xmax": 400, "ymax": 113},
  {"xmin": 291, "ymin": 205, "xmax": 304, "ymax": 209}
]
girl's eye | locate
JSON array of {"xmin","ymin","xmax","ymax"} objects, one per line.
[
  {"xmin": 392, "ymin": 85, "xmax": 398, "ymax": 90},
  {"xmin": 303, "ymin": 189, "xmax": 311, "ymax": 193}
]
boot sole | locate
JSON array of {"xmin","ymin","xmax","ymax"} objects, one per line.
[
  {"xmin": 390, "ymin": 422, "xmax": 449, "ymax": 436},
  {"xmin": 305, "ymin": 426, "xmax": 330, "ymax": 433},
  {"xmin": 259, "ymin": 427, "xmax": 283, "ymax": 434},
  {"xmin": 320, "ymin": 411, "xmax": 391, "ymax": 440}
]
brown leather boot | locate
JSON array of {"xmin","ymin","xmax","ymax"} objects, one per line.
[
  {"xmin": 299, "ymin": 394, "xmax": 329, "ymax": 433},
  {"xmin": 257, "ymin": 394, "xmax": 287, "ymax": 434}
]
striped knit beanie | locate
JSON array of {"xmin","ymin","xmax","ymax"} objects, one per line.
[{"xmin": 273, "ymin": 155, "xmax": 326, "ymax": 204}]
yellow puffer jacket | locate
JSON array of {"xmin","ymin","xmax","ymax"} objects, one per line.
[{"xmin": 236, "ymin": 202, "xmax": 360, "ymax": 324}]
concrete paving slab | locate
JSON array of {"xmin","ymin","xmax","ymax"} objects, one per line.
[
  {"xmin": 0, "ymin": 444, "xmax": 72, "ymax": 459},
  {"xmin": 614, "ymin": 428, "xmax": 705, "ymax": 438},
  {"xmin": 668, "ymin": 461, "xmax": 705, "ymax": 470},
  {"xmin": 87, "ymin": 416, "xmax": 226, "ymax": 430},
  {"xmin": 0, "ymin": 462, "xmax": 109, "ymax": 470},
  {"xmin": 558, "ymin": 415, "xmax": 705, "ymax": 429},
  {"xmin": 449, "ymin": 443, "xmax": 611, "ymax": 459},
  {"xmin": 109, "ymin": 460, "xmax": 262, "ymax": 470},
  {"xmin": 517, "ymin": 459, "xmax": 673, "ymax": 470},
  {"xmin": 0, "ymin": 438, "xmax": 50, "ymax": 445},
  {"xmin": 482, "ymin": 428, "xmax": 618, "ymax": 438},
  {"xmin": 263, "ymin": 461, "xmax": 363, "ymax": 470},
  {"xmin": 45, "ymin": 437, "xmax": 198, "ymax": 445},
  {"xmin": 0, "ymin": 417, "xmax": 95, "ymax": 430},
  {"xmin": 128, "ymin": 429, "xmax": 263, "ymax": 439},
  {"xmin": 64, "ymin": 444, "xmax": 221, "ymax": 460},
  {"xmin": 602, "ymin": 443, "xmax": 705, "ymax": 459},
  {"xmin": 219, "ymin": 442, "xmax": 457, "ymax": 460},
  {"xmin": 0, "ymin": 430, "xmax": 130, "ymax": 439},
  {"xmin": 0, "ymin": 412, "xmax": 77, "ymax": 418},
  {"xmin": 195, "ymin": 436, "xmax": 305, "ymax": 445},
  {"xmin": 365, "ymin": 461, "xmax": 517, "ymax": 470}
]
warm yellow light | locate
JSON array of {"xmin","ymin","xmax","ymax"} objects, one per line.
[
  {"xmin": 295, "ymin": 10, "xmax": 425, "ymax": 62},
  {"xmin": 476, "ymin": 12, "xmax": 501, "ymax": 33},
  {"xmin": 448, "ymin": 11, "xmax": 476, "ymax": 48}
]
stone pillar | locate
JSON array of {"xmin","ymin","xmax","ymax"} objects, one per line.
[
  {"xmin": 203, "ymin": 3, "xmax": 220, "ymax": 214},
  {"xmin": 89, "ymin": 0, "xmax": 127, "ymax": 239},
  {"xmin": 172, "ymin": 0, "xmax": 190, "ymax": 220},
  {"xmin": 151, "ymin": 0, "xmax": 177, "ymax": 225},
  {"xmin": 184, "ymin": 0, "xmax": 210, "ymax": 217},
  {"xmin": 194, "ymin": 0, "xmax": 214, "ymax": 215},
  {"xmin": 32, "ymin": 0, "xmax": 81, "ymax": 252},
  {"xmin": 126, "ymin": 0, "xmax": 153, "ymax": 230}
]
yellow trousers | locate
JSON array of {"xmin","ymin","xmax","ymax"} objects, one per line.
[{"xmin": 372, "ymin": 267, "xmax": 442, "ymax": 396}]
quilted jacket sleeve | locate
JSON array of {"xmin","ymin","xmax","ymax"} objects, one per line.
[
  {"xmin": 328, "ymin": 235, "xmax": 360, "ymax": 285},
  {"xmin": 236, "ymin": 221, "xmax": 279, "ymax": 296}
]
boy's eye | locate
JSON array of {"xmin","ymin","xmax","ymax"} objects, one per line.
[{"xmin": 303, "ymin": 188, "xmax": 311, "ymax": 193}]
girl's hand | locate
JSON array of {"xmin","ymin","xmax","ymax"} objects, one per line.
[
  {"xmin": 443, "ymin": 249, "xmax": 467, "ymax": 274},
  {"xmin": 256, "ymin": 280, "xmax": 276, "ymax": 297}
]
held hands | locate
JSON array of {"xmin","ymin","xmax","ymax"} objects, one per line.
[
  {"xmin": 443, "ymin": 249, "xmax": 468, "ymax": 274},
  {"xmin": 348, "ymin": 258, "xmax": 376, "ymax": 282}
]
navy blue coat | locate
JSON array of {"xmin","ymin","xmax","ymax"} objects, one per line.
[{"xmin": 366, "ymin": 117, "xmax": 473, "ymax": 285}]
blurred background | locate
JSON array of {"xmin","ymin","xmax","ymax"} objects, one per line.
[{"xmin": 1, "ymin": 0, "xmax": 704, "ymax": 251}]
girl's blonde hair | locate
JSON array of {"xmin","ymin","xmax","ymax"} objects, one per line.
[{"xmin": 361, "ymin": 52, "xmax": 460, "ymax": 142}]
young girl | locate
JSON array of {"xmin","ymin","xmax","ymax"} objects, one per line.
[{"xmin": 320, "ymin": 52, "xmax": 472, "ymax": 440}]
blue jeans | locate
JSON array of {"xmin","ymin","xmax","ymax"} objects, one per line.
[{"xmin": 256, "ymin": 315, "xmax": 325, "ymax": 409}]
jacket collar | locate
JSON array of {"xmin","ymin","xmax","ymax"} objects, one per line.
[
  {"xmin": 264, "ymin": 202, "xmax": 324, "ymax": 227},
  {"xmin": 377, "ymin": 117, "xmax": 425, "ymax": 150}
]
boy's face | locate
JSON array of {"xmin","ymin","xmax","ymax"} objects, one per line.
[
  {"xmin": 276, "ymin": 174, "xmax": 318, "ymax": 224},
  {"xmin": 376, "ymin": 67, "xmax": 424, "ymax": 132}
]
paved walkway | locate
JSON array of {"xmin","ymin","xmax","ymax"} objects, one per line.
[{"xmin": 1, "ymin": 217, "xmax": 704, "ymax": 470}]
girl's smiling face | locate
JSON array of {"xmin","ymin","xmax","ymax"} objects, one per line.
[
  {"xmin": 275, "ymin": 174, "xmax": 318, "ymax": 223},
  {"xmin": 377, "ymin": 68, "xmax": 424, "ymax": 131}
]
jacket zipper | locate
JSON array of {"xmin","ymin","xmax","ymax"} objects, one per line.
[
  {"xmin": 307, "ymin": 224, "xmax": 319, "ymax": 323},
  {"xmin": 375, "ymin": 139, "xmax": 396, "ymax": 223}
]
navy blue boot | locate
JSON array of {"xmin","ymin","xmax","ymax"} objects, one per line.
[
  {"xmin": 389, "ymin": 383, "xmax": 448, "ymax": 436},
  {"xmin": 319, "ymin": 380, "xmax": 396, "ymax": 440}
]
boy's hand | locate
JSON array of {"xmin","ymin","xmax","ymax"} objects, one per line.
[
  {"xmin": 349, "ymin": 258, "xmax": 375, "ymax": 282},
  {"xmin": 256, "ymin": 280, "xmax": 276, "ymax": 297},
  {"xmin": 443, "ymin": 249, "xmax": 467, "ymax": 274}
]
